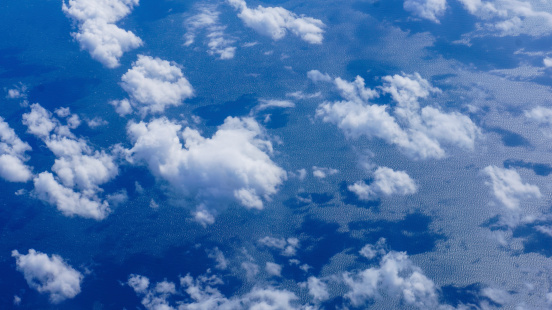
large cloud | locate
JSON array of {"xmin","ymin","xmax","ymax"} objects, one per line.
[
  {"xmin": 114, "ymin": 55, "xmax": 194, "ymax": 116},
  {"xmin": 12, "ymin": 249, "xmax": 83, "ymax": 304},
  {"xmin": 316, "ymin": 72, "xmax": 479, "ymax": 160},
  {"xmin": 456, "ymin": 0, "xmax": 552, "ymax": 37},
  {"xmin": 23, "ymin": 104, "xmax": 118, "ymax": 220},
  {"xmin": 185, "ymin": 5, "xmax": 236, "ymax": 60},
  {"xmin": 227, "ymin": 0, "xmax": 325, "ymax": 44},
  {"xmin": 126, "ymin": 116, "xmax": 286, "ymax": 223},
  {"xmin": 0, "ymin": 117, "xmax": 33, "ymax": 182},
  {"xmin": 349, "ymin": 166, "xmax": 417, "ymax": 200},
  {"xmin": 403, "ymin": 0, "xmax": 447, "ymax": 23},
  {"xmin": 62, "ymin": 0, "xmax": 143, "ymax": 68},
  {"xmin": 482, "ymin": 165, "xmax": 541, "ymax": 211}
]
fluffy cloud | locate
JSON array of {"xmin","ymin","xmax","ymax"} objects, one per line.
[
  {"xmin": 457, "ymin": 0, "xmax": 552, "ymax": 37},
  {"xmin": 23, "ymin": 104, "xmax": 118, "ymax": 220},
  {"xmin": 185, "ymin": 5, "xmax": 236, "ymax": 59},
  {"xmin": 349, "ymin": 167, "xmax": 417, "ymax": 200},
  {"xmin": 12, "ymin": 249, "xmax": 83, "ymax": 304},
  {"xmin": 227, "ymin": 0, "xmax": 325, "ymax": 44},
  {"xmin": 129, "ymin": 273, "xmax": 304, "ymax": 310},
  {"xmin": 403, "ymin": 0, "xmax": 447, "ymax": 23},
  {"xmin": 343, "ymin": 243, "xmax": 443, "ymax": 309},
  {"xmin": 265, "ymin": 262, "xmax": 282, "ymax": 277},
  {"xmin": 316, "ymin": 72, "xmax": 479, "ymax": 160},
  {"xmin": 0, "ymin": 118, "xmax": 33, "ymax": 182},
  {"xmin": 62, "ymin": 0, "xmax": 143, "ymax": 68},
  {"xmin": 525, "ymin": 106, "xmax": 552, "ymax": 126},
  {"xmin": 258, "ymin": 236, "xmax": 300, "ymax": 256},
  {"xmin": 306, "ymin": 276, "xmax": 329, "ymax": 302},
  {"xmin": 126, "ymin": 117, "xmax": 286, "ymax": 222},
  {"xmin": 117, "ymin": 55, "xmax": 194, "ymax": 115},
  {"xmin": 483, "ymin": 165, "xmax": 541, "ymax": 211},
  {"xmin": 312, "ymin": 166, "xmax": 338, "ymax": 179}
]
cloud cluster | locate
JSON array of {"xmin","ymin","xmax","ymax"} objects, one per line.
[
  {"xmin": 316, "ymin": 72, "xmax": 479, "ymax": 160},
  {"xmin": 185, "ymin": 5, "xmax": 237, "ymax": 60},
  {"xmin": 258, "ymin": 236, "xmax": 300, "ymax": 256},
  {"xmin": 403, "ymin": 0, "xmax": 447, "ymax": 23},
  {"xmin": 23, "ymin": 104, "xmax": 118, "ymax": 220},
  {"xmin": 129, "ymin": 273, "xmax": 303, "ymax": 310},
  {"xmin": 12, "ymin": 249, "xmax": 83, "ymax": 304},
  {"xmin": 227, "ymin": 0, "xmax": 325, "ymax": 44},
  {"xmin": 0, "ymin": 118, "xmax": 33, "ymax": 182},
  {"xmin": 349, "ymin": 166, "xmax": 417, "ymax": 200},
  {"xmin": 62, "ymin": 0, "xmax": 143, "ymax": 68},
  {"xmin": 483, "ymin": 165, "xmax": 541, "ymax": 211},
  {"xmin": 112, "ymin": 55, "xmax": 194, "ymax": 116},
  {"xmin": 457, "ymin": 0, "xmax": 552, "ymax": 37},
  {"xmin": 126, "ymin": 116, "xmax": 286, "ymax": 224}
]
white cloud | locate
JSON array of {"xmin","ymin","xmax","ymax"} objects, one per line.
[
  {"xmin": 359, "ymin": 238, "xmax": 387, "ymax": 259},
  {"xmin": 258, "ymin": 236, "xmax": 300, "ymax": 256},
  {"xmin": 456, "ymin": 0, "xmax": 552, "ymax": 37},
  {"xmin": 481, "ymin": 287, "xmax": 511, "ymax": 305},
  {"xmin": 316, "ymin": 72, "xmax": 479, "ymax": 160},
  {"xmin": 349, "ymin": 167, "xmax": 417, "ymax": 200},
  {"xmin": 403, "ymin": 0, "xmax": 447, "ymax": 23},
  {"xmin": 12, "ymin": 249, "xmax": 83, "ymax": 304},
  {"xmin": 307, "ymin": 70, "xmax": 332, "ymax": 83},
  {"xmin": 23, "ymin": 104, "xmax": 118, "ymax": 220},
  {"xmin": 227, "ymin": 0, "xmax": 325, "ymax": 44},
  {"xmin": 483, "ymin": 165, "xmax": 542, "ymax": 211},
  {"xmin": 0, "ymin": 118, "xmax": 33, "ymax": 182},
  {"xmin": 118, "ymin": 55, "xmax": 194, "ymax": 115},
  {"xmin": 525, "ymin": 106, "xmax": 552, "ymax": 126},
  {"xmin": 544, "ymin": 57, "xmax": 552, "ymax": 67},
  {"xmin": 208, "ymin": 247, "xmax": 228, "ymax": 270},
  {"xmin": 312, "ymin": 166, "xmax": 338, "ymax": 179},
  {"xmin": 255, "ymin": 99, "xmax": 295, "ymax": 111},
  {"xmin": 265, "ymin": 262, "xmax": 282, "ymax": 277},
  {"xmin": 62, "ymin": 0, "xmax": 143, "ymax": 68},
  {"xmin": 242, "ymin": 262, "xmax": 260, "ymax": 280},
  {"xmin": 131, "ymin": 273, "xmax": 304, "ymax": 310},
  {"xmin": 185, "ymin": 5, "xmax": 236, "ymax": 60},
  {"xmin": 343, "ymin": 246, "xmax": 442, "ymax": 309},
  {"xmin": 126, "ymin": 117, "xmax": 286, "ymax": 221},
  {"xmin": 306, "ymin": 276, "xmax": 329, "ymax": 302}
]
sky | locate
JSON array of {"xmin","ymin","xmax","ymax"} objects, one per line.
[{"xmin": 1, "ymin": 0, "xmax": 552, "ymax": 309}]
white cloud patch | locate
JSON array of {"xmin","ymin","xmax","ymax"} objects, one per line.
[
  {"xmin": 349, "ymin": 167, "xmax": 417, "ymax": 200},
  {"xmin": 403, "ymin": 0, "xmax": 447, "ymax": 23},
  {"xmin": 316, "ymin": 72, "xmax": 479, "ymax": 160},
  {"xmin": 0, "ymin": 118, "xmax": 33, "ymax": 182},
  {"xmin": 12, "ymin": 249, "xmax": 83, "ymax": 304},
  {"xmin": 227, "ymin": 0, "xmax": 325, "ymax": 44},
  {"xmin": 457, "ymin": 0, "xmax": 552, "ymax": 37},
  {"xmin": 343, "ymin": 244, "xmax": 442, "ymax": 309},
  {"xmin": 312, "ymin": 166, "xmax": 339, "ymax": 179},
  {"xmin": 525, "ymin": 105, "xmax": 552, "ymax": 126},
  {"xmin": 126, "ymin": 117, "xmax": 286, "ymax": 223},
  {"xmin": 117, "ymin": 55, "xmax": 194, "ymax": 115},
  {"xmin": 258, "ymin": 236, "xmax": 300, "ymax": 256},
  {"xmin": 62, "ymin": 0, "xmax": 143, "ymax": 68},
  {"xmin": 255, "ymin": 99, "xmax": 295, "ymax": 111},
  {"xmin": 483, "ymin": 165, "xmax": 541, "ymax": 211},
  {"xmin": 306, "ymin": 276, "xmax": 329, "ymax": 302},
  {"xmin": 129, "ymin": 273, "xmax": 306, "ymax": 310},
  {"xmin": 185, "ymin": 5, "xmax": 237, "ymax": 60},
  {"xmin": 23, "ymin": 104, "xmax": 118, "ymax": 220},
  {"xmin": 307, "ymin": 69, "xmax": 332, "ymax": 83},
  {"xmin": 265, "ymin": 262, "xmax": 282, "ymax": 277}
]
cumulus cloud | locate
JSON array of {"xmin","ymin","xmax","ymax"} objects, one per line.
[
  {"xmin": 265, "ymin": 262, "xmax": 282, "ymax": 277},
  {"xmin": 23, "ymin": 103, "xmax": 118, "ymax": 220},
  {"xmin": 403, "ymin": 0, "xmax": 447, "ymax": 23},
  {"xmin": 306, "ymin": 276, "xmax": 329, "ymax": 302},
  {"xmin": 349, "ymin": 167, "xmax": 417, "ymax": 200},
  {"xmin": 0, "ymin": 118, "xmax": 33, "ymax": 182},
  {"xmin": 525, "ymin": 106, "xmax": 552, "ymax": 126},
  {"xmin": 117, "ymin": 55, "xmax": 194, "ymax": 115},
  {"xmin": 185, "ymin": 5, "xmax": 236, "ymax": 59},
  {"xmin": 307, "ymin": 70, "xmax": 332, "ymax": 83},
  {"xmin": 483, "ymin": 165, "xmax": 541, "ymax": 211},
  {"xmin": 312, "ymin": 166, "xmax": 339, "ymax": 179},
  {"xmin": 343, "ymin": 243, "xmax": 442, "ymax": 309},
  {"xmin": 126, "ymin": 117, "xmax": 286, "ymax": 223},
  {"xmin": 227, "ymin": 0, "xmax": 325, "ymax": 44},
  {"xmin": 316, "ymin": 72, "xmax": 479, "ymax": 160},
  {"xmin": 456, "ymin": 0, "xmax": 552, "ymax": 37},
  {"xmin": 129, "ymin": 273, "xmax": 305, "ymax": 310},
  {"xmin": 62, "ymin": 0, "xmax": 143, "ymax": 68},
  {"xmin": 259, "ymin": 236, "xmax": 300, "ymax": 256},
  {"xmin": 12, "ymin": 249, "xmax": 83, "ymax": 304}
]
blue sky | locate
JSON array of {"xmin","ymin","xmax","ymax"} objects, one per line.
[{"xmin": 1, "ymin": 0, "xmax": 552, "ymax": 309}]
